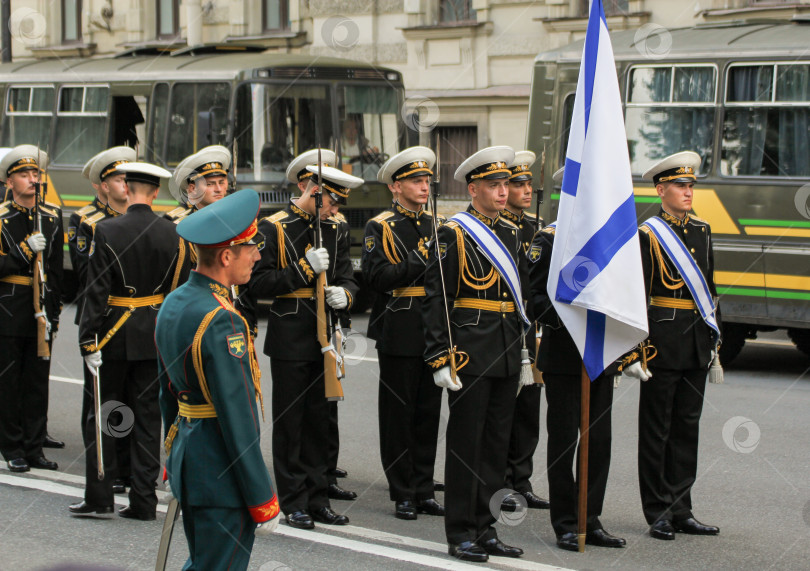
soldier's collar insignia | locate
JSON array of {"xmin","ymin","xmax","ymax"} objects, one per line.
[
  {"xmin": 227, "ymin": 332, "xmax": 247, "ymax": 358},
  {"xmin": 9, "ymin": 200, "xmax": 27, "ymax": 213},
  {"xmin": 209, "ymin": 282, "xmax": 230, "ymax": 297},
  {"xmin": 290, "ymin": 201, "xmax": 312, "ymax": 221},
  {"xmin": 529, "ymin": 245, "xmax": 542, "ymax": 263},
  {"xmin": 365, "ymin": 235, "xmax": 375, "ymax": 252},
  {"xmin": 469, "ymin": 206, "xmax": 498, "ymax": 228},
  {"xmin": 105, "ymin": 203, "xmax": 122, "ymax": 217},
  {"xmin": 501, "ymin": 208, "xmax": 521, "ymax": 224},
  {"xmin": 395, "ymin": 201, "xmax": 421, "ymax": 219},
  {"xmin": 660, "ymin": 208, "xmax": 689, "ymax": 227}
]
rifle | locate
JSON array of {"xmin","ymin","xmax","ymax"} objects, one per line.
[
  {"xmin": 32, "ymin": 147, "xmax": 50, "ymax": 360},
  {"xmin": 314, "ymin": 149, "xmax": 345, "ymax": 401},
  {"xmin": 536, "ymin": 144, "xmax": 545, "ymax": 226},
  {"xmin": 429, "ymin": 139, "xmax": 461, "ymax": 383}
]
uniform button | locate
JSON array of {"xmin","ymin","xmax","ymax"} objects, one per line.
[
  {"xmin": 416, "ymin": 221, "xmax": 420, "ymax": 225},
  {"xmin": 683, "ymin": 229, "xmax": 688, "ymax": 234},
  {"xmin": 502, "ymin": 292, "xmax": 508, "ymax": 298},
  {"xmin": 390, "ymin": 222, "xmax": 395, "ymax": 227},
  {"xmin": 512, "ymin": 230, "xmax": 516, "ymax": 235},
  {"xmin": 690, "ymin": 248, "xmax": 695, "ymax": 253}
]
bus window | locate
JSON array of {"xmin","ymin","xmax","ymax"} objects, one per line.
[
  {"xmin": 722, "ymin": 63, "xmax": 810, "ymax": 177},
  {"xmin": 166, "ymin": 82, "xmax": 230, "ymax": 165},
  {"xmin": 233, "ymin": 82, "xmax": 333, "ymax": 184},
  {"xmin": 558, "ymin": 93, "xmax": 575, "ymax": 169},
  {"xmin": 53, "ymin": 85, "xmax": 109, "ymax": 165},
  {"xmin": 338, "ymin": 85, "xmax": 400, "ymax": 181},
  {"xmin": 148, "ymin": 83, "xmax": 169, "ymax": 164},
  {"xmin": 2, "ymin": 85, "xmax": 54, "ymax": 148},
  {"xmin": 625, "ymin": 65, "xmax": 715, "ymax": 175}
]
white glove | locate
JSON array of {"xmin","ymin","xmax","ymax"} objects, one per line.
[
  {"xmin": 26, "ymin": 232, "xmax": 47, "ymax": 253},
  {"xmin": 624, "ymin": 362, "xmax": 652, "ymax": 382},
  {"xmin": 305, "ymin": 247, "xmax": 330, "ymax": 274},
  {"xmin": 255, "ymin": 515, "xmax": 280, "ymax": 537},
  {"xmin": 84, "ymin": 351, "xmax": 102, "ymax": 370},
  {"xmin": 433, "ymin": 366, "xmax": 462, "ymax": 391},
  {"xmin": 325, "ymin": 286, "xmax": 348, "ymax": 310},
  {"xmin": 164, "ymin": 480, "xmax": 173, "ymax": 499}
]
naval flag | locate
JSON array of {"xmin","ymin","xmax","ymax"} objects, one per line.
[{"xmin": 547, "ymin": 0, "xmax": 648, "ymax": 380}]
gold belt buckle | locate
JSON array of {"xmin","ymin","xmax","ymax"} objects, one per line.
[{"xmin": 500, "ymin": 301, "xmax": 509, "ymax": 313}]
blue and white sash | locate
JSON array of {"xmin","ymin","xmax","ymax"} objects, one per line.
[
  {"xmin": 643, "ymin": 216, "xmax": 720, "ymax": 338},
  {"xmin": 450, "ymin": 212, "xmax": 531, "ymax": 327}
]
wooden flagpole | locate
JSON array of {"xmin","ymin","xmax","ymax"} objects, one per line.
[{"xmin": 577, "ymin": 362, "xmax": 591, "ymax": 552}]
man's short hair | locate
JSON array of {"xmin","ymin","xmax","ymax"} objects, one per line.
[{"xmin": 126, "ymin": 180, "xmax": 159, "ymax": 196}]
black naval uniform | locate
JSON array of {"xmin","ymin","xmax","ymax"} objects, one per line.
[
  {"xmin": 247, "ymin": 200, "xmax": 358, "ymax": 516},
  {"xmin": 362, "ymin": 201, "xmax": 442, "ymax": 504},
  {"xmin": 423, "ymin": 205, "xmax": 529, "ymax": 545},
  {"xmin": 0, "ymin": 199, "xmax": 63, "ymax": 462},
  {"xmin": 528, "ymin": 225, "xmax": 625, "ymax": 537},
  {"xmin": 78, "ymin": 204, "xmax": 187, "ymax": 514},
  {"xmin": 67, "ymin": 197, "xmax": 104, "ymax": 293},
  {"xmin": 500, "ymin": 208, "xmax": 543, "ymax": 497},
  {"xmin": 638, "ymin": 209, "xmax": 718, "ymax": 525}
]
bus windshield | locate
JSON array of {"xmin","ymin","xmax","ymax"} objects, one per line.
[
  {"xmin": 233, "ymin": 82, "xmax": 334, "ymax": 185},
  {"xmin": 337, "ymin": 84, "xmax": 401, "ymax": 181}
]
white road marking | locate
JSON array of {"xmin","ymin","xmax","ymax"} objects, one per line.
[
  {"xmin": 0, "ymin": 472, "xmax": 571, "ymax": 571},
  {"xmin": 747, "ymin": 339, "xmax": 795, "ymax": 348},
  {"xmin": 50, "ymin": 375, "xmax": 83, "ymax": 385},
  {"xmin": 344, "ymin": 355, "xmax": 379, "ymax": 363}
]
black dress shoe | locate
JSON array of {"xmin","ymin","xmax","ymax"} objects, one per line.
[
  {"xmin": 43, "ymin": 434, "xmax": 65, "ymax": 449},
  {"xmin": 673, "ymin": 517, "xmax": 719, "ymax": 535},
  {"xmin": 328, "ymin": 467, "xmax": 348, "ymax": 478},
  {"xmin": 650, "ymin": 519, "xmax": 675, "ymax": 540},
  {"xmin": 448, "ymin": 541, "xmax": 488, "ymax": 562},
  {"xmin": 586, "ymin": 528, "xmax": 626, "ymax": 548},
  {"xmin": 520, "ymin": 491, "xmax": 550, "ymax": 509},
  {"xmin": 285, "ymin": 511, "xmax": 315, "ymax": 529},
  {"xmin": 118, "ymin": 506, "xmax": 156, "ymax": 521},
  {"xmin": 500, "ymin": 494, "xmax": 522, "ymax": 512},
  {"xmin": 112, "ymin": 479, "xmax": 127, "ymax": 494},
  {"xmin": 68, "ymin": 501, "xmax": 114, "ymax": 517},
  {"xmin": 416, "ymin": 498, "xmax": 445, "ymax": 516},
  {"xmin": 312, "ymin": 506, "xmax": 349, "ymax": 525},
  {"xmin": 7, "ymin": 458, "xmax": 29, "ymax": 473},
  {"xmin": 27, "ymin": 456, "xmax": 58, "ymax": 470},
  {"xmin": 478, "ymin": 538, "xmax": 523, "ymax": 558},
  {"xmin": 395, "ymin": 500, "xmax": 417, "ymax": 520},
  {"xmin": 556, "ymin": 532, "xmax": 579, "ymax": 552},
  {"xmin": 433, "ymin": 480, "xmax": 445, "ymax": 492},
  {"xmin": 327, "ymin": 483, "xmax": 357, "ymax": 500}
]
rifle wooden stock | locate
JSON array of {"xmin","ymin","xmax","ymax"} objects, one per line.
[
  {"xmin": 316, "ymin": 272, "xmax": 343, "ymax": 401},
  {"xmin": 32, "ymin": 252, "xmax": 50, "ymax": 359}
]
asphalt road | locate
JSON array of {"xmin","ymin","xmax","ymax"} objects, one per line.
[{"xmin": 1, "ymin": 304, "xmax": 809, "ymax": 571}]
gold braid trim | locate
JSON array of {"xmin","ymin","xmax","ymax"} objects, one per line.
[
  {"xmin": 645, "ymin": 227, "xmax": 685, "ymax": 290},
  {"xmin": 190, "ymin": 243, "xmax": 198, "ymax": 266},
  {"xmin": 427, "ymin": 347, "xmax": 470, "ymax": 372},
  {"xmin": 381, "ymin": 222, "xmax": 402, "ymax": 264},
  {"xmin": 170, "ymin": 239, "xmax": 187, "ymax": 291},
  {"xmin": 191, "ymin": 307, "xmax": 223, "ymax": 406},
  {"xmin": 459, "ymin": 223, "xmax": 497, "ymax": 291},
  {"xmin": 275, "ymin": 221, "xmax": 287, "ymax": 269}
]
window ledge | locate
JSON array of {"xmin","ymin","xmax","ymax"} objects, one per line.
[
  {"xmin": 536, "ymin": 13, "xmax": 651, "ymax": 33},
  {"xmin": 29, "ymin": 43, "xmax": 97, "ymax": 59},
  {"xmin": 400, "ymin": 21, "xmax": 493, "ymax": 40},
  {"xmin": 224, "ymin": 31, "xmax": 308, "ymax": 49},
  {"xmin": 699, "ymin": 4, "xmax": 810, "ymax": 18}
]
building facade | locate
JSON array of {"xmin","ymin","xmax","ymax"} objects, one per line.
[{"xmin": 6, "ymin": 0, "xmax": 808, "ymax": 194}]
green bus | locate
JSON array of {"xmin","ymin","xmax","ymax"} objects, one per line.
[
  {"xmin": 527, "ymin": 19, "xmax": 810, "ymax": 363},
  {"xmin": 0, "ymin": 44, "xmax": 408, "ymax": 309}
]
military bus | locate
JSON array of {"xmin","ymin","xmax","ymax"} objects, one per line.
[
  {"xmin": 0, "ymin": 44, "xmax": 408, "ymax": 309},
  {"xmin": 527, "ymin": 19, "xmax": 810, "ymax": 363}
]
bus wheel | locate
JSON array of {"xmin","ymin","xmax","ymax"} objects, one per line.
[
  {"xmin": 788, "ymin": 329, "xmax": 810, "ymax": 359},
  {"xmin": 719, "ymin": 323, "xmax": 753, "ymax": 366}
]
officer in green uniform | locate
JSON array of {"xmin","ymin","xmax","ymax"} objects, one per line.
[
  {"xmin": 638, "ymin": 151, "xmax": 721, "ymax": 540},
  {"xmin": 157, "ymin": 189, "xmax": 279, "ymax": 571},
  {"xmin": 363, "ymin": 146, "xmax": 445, "ymax": 521},
  {"xmin": 499, "ymin": 150, "xmax": 550, "ymax": 513},
  {"xmin": 0, "ymin": 146, "xmax": 63, "ymax": 473}
]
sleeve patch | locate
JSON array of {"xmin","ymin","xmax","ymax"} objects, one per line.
[
  {"xmin": 529, "ymin": 245, "xmax": 542, "ymax": 263},
  {"xmin": 227, "ymin": 332, "xmax": 247, "ymax": 358},
  {"xmin": 364, "ymin": 236, "xmax": 375, "ymax": 252},
  {"xmin": 77, "ymin": 236, "xmax": 87, "ymax": 252}
]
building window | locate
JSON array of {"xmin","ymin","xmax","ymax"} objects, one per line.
[
  {"xmin": 62, "ymin": 0, "xmax": 82, "ymax": 44},
  {"xmin": 432, "ymin": 126, "xmax": 478, "ymax": 199},
  {"xmin": 264, "ymin": 0, "xmax": 289, "ymax": 31},
  {"xmin": 579, "ymin": 0, "xmax": 629, "ymax": 17},
  {"xmin": 439, "ymin": 0, "xmax": 475, "ymax": 24},
  {"xmin": 157, "ymin": 0, "xmax": 179, "ymax": 38}
]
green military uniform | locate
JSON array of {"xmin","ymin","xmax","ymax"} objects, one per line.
[{"xmin": 157, "ymin": 189, "xmax": 278, "ymax": 570}]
